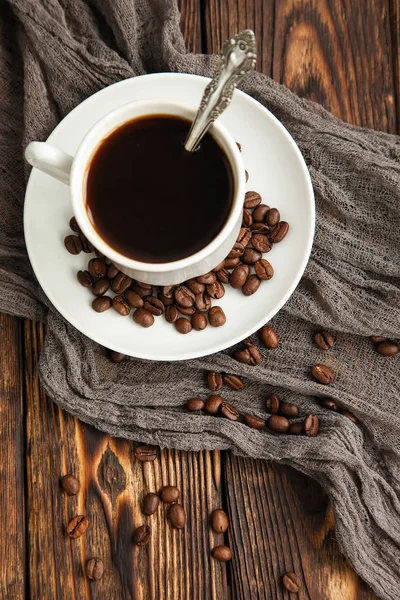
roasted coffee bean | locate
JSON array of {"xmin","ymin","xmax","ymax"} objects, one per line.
[
  {"xmin": 242, "ymin": 274, "xmax": 261, "ymax": 296},
  {"xmin": 131, "ymin": 282, "xmax": 152, "ymax": 298},
  {"xmin": 64, "ymin": 234, "xmax": 82, "ymax": 255},
  {"xmin": 79, "ymin": 231, "xmax": 94, "ymax": 253},
  {"xmin": 77, "ymin": 270, "xmax": 92, "ymax": 287},
  {"xmin": 244, "ymin": 414, "xmax": 266, "ymax": 429},
  {"xmin": 270, "ymin": 221, "xmax": 289, "ymax": 243},
  {"xmin": 69, "ymin": 216, "xmax": 80, "ymax": 232},
  {"xmin": 267, "ymin": 415, "xmax": 290, "ymax": 433},
  {"xmin": 242, "ymin": 247, "xmax": 262, "ymax": 264},
  {"xmin": 376, "ymin": 341, "xmax": 399, "ymax": 356},
  {"xmin": 315, "ymin": 331, "xmax": 334, "ymax": 350},
  {"xmin": 61, "ymin": 474, "xmax": 80, "ymax": 496},
  {"xmin": 206, "ymin": 281, "xmax": 225, "ymax": 299},
  {"xmin": 107, "ymin": 263, "xmax": 119, "ymax": 279},
  {"xmin": 254, "ymin": 259, "xmax": 274, "ymax": 280},
  {"xmin": 370, "ymin": 335, "xmax": 387, "ymax": 343},
  {"xmin": 86, "ymin": 558, "xmax": 104, "ymax": 581},
  {"xmin": 109, "ymin": 350, "xmax": 126, "ymax": 363},
  {"xmin": 220, "ymin": 402, "xmax": 239, "ymax": 421},
  {"xmin": 174, "ymin": 285, "xmax": 195, "ymax": 307},
  {"xmin": 303, "ymin": 414, "xmax": 319, "ymax": 437},
  {"xmin": 142, "ymin": 493, "xmax": 160, "ymax": 515},
  {"xmin": 92, "ymin": 296, "xmax": 112, "ymax": 312},
  {"xmin": 252, "ymin": 204, "xmax": 270, "ymax": 222},
  {"xmin": 133, "ymin": 524, "xmax": 151, "ymax": 546},
  {"xmin": 266, "ymin": 394, "xmax": 280, "ymax": 414},
  {"xmin": 175, "ymin": 317, "xmax": 192, "ymax": 334},
  {"xmin": 311, "ymin": 363, "xmax": 335, "ymax": 384},
  {"xmin": 216, "ymin": 268, "xmax": 230, "ymax": 284},
  {"xmin": 66, "ymin": 515, "xmax": 89, "ymax": 538},
  {"xmin": 288, "ymin": 422, "xmax": 304, "ymax": 435},
  {"xmin": 112, "ymin": 272, "xmax": 132, "ymax": 294},
  {"xmin": 162, "ymin": 285, "xmax": 176, "ymax": 298},
  {"xmin": 242, "ymin": 208, "xmax": 253, "ymax": 227},
  {"xmin": 94, "ymin": 249, "xmax": 105, "ymax": 260},
  {"xmin": 223, "ymin": 373, "xmax": 244, "ymax": 390},
  {"xmin": 133, "ymin": 308, "xmax": 155, "ymax": 328},
  {"xmin": 282, "ymin": 572, "xmax": 301, "ymax": 593},
  {"xmin": 212, "ymin": 545, "xmax": 232, "ymax": 562},
  {"xmin": 197, "ymin": 272, "xmax": 217, "ymax": 285},
  {"xmin": 208, "ymin": 371, "xmax": 223, "ymax": 391},
  {"xmin": 91, "ymin": 277, "xmax": 110, "ymax": 296},
  {"xmin": 252, "ymin": 234, "xmax": 271, "ymax": 253},
  {"xmin": 158, "ymin": 293, "xmax": 174, "ymax": 306},
  {"xmin": 250, "ymin": 222, "xmax": 270, "ymax": 234},
  {"xmin": 341, "ymin": 410, "xmax": 358, "ymax": 423},
  {"xmin": 265, "ymin": 207, "xmax": 280, "ymax": 227},
  {"xmin": 191, "ymin": 312, "xmax": 207, "ymax": 330},
  {"xmin": 245, "ymin": 169, "xmax": 249, "ymax": 182},
  {"xmin": 179, "ymin": 304, "xmax": 196, "ymax": 316},
  {"xmin": 279, "ymin": 402, "xmax": 299, "ymax": 418},
  {"xmin": 87, "ymin": 258, "xmax": 106, "ymax": 279},
  {"xmin": 135, "ymin": 445, "xmax": 157, "ymax": 462},
  {"xmin": 195, "ymin": 291, "xmax": 212, "ymax": 312},
  {"xmin": 187, "ymin": 397, "xmax": 205, "ymax": 411},
  {"xmin": 143, "ymin": 296, "xmax": 165, "ymax": 316},
  {"xmin": 227, "ymin": 242, "xmax": 245, "ymax": 259},
  {"xmin": 161, "ymin": 485, "xmax": 180, "ymax": 503},
  {"xmin": 260, "ymin": 325, "xmax": 279, "ymax": 349},
  {"xmin": 230, "ymin": 264, "xmax": 250, "ymax": 289},
  {"xmin": 125, "ymin": 289, "xmax": 144, "ymax": 308},
  {"xmin": 236, "ymin": 141, "xmax": 241, "ymax": 151},
  {"xmin": 243, "ymin": 336, "xmax": 255, "ymax": 348},
  {"xmin": 233, "ymin": 346, "xmax": 261, "ymax": 366},
  {"xmin": 237, "ymin": 227, "xmax": 252, "ymax": 247},
  {"xmin": 136, "ymin": 281, "xmax": 152, "ymax": 290},
  {"xmin": 112, "ymin": 295, "xmax": 130, "ymax": 316},
  {"xmin": 168, "ymin": 503, "xmax": 186, "ymax": 529},
  {"xmin": 165, "ymin": 305, "xmax": 179, "ymax": 323},
  {"xmin": 205, "ymin": 394, "xmax": 223, "ymax": 414},
  {"xmin": 186, "ymin": 278, "xmax": 205, "ymax": 294},
  {"xmin": 319, "ymin": 398, "xmax": 338, "ymax": 411},
  {"xmin": 211, "ymin": 509, "xmax": 229, "ymax": 533},
  {"xmin": 209, "ymin": 306, "xmax": 226, "ymax": 327},
  {"xmin": 244, "ymin": 191, "xmax": 262, "ymax": 209},
  {"xmin": 223, "ymin": 257, "xmax": 241, "ymax": 269}
]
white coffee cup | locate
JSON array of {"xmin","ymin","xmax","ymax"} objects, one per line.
[{"xmin": 25, "ymin": 99, "xmax": 245, "ymax": 285}]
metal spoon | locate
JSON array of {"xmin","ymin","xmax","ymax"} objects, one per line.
[{"xmin": 184, "ymin": 30, "xmax": 257, "ymax": 152}]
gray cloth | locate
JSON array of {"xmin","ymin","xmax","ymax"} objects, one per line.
[{"xmin": 1, "ymin": 1, "xmax": 400, "ymax": 598}]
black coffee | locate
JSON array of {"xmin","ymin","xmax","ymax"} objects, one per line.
[{"xmin": 86, "ymin": 115, "xmax": 234, "ymax": 263}]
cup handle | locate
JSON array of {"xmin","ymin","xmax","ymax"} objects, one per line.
[{"xmin": 25, "ymin": 142, "xmax": 73, "ymax": 186}]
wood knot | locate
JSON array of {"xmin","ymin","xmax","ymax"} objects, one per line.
[{"xmin": 97, "ymin": 444, "xmax": 126, "ymax": 505}]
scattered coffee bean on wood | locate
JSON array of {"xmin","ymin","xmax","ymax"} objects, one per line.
[
  {"xmin": 64, "ymin": 235, "xmax": 82, "ymax": 255},
  {"xmin": 376, "ymin": 340, "xmax": 399, "ymax": 356},
  {"xmin": 208, "ymin": 371, "xmax": 223, "ymax": 391},
  {"xmin": 61, "ymin": 474, "xmax": 80, "ymax": 496},
  {"xmin": 142, "ymin": 493, "xmax": 160, "ymax": 515},
  {"xmin": 311, "ymin": 363, "xmax": 335, "ymax": 384},
  {"xmin": 288, "ymin": 422, "xmax": 304, "ymax": 435},
  {"xmin": 220, "ymin": 402, "xmax": 240, "ymax": 421},
  {"xmin": 109, "ymin": 350, "xmax": 126, "ymax": 363},
  {"xmin": 212, "ymin": 545, "xmax": 232, "ymax": 562},
  {"xmin": 279, "ymin": 402, "xmax": 299, "ymax": 418},
  {"xmin": 86, "ymin": 558, "xmax": 104, "ymax": 581},
  {"xmin": 223, "ymin": 373, "xmax": 244, "ymax": 390},
  {"xmin": 303, "ymin": 414, "xmax": 319, "ymax": 437},
  {"xmin": 135, "ymin": 445, "xmax": 158, "ymax": 462},
  {"xmin": 161, "ymin": 486, "xmax": 180, "ymax": 503},
  {"xmin": 92, "ymin": 296, "xmax": 112, "ymax": 312},
  {"xmin": 187, "ymin": 397, "xmax": 205, "ymax": 411},
  {"xmin": 266, "ymin": 393, "xmax": 280, "ymax": 414},
  {"xmin": 282, "ymin": 572, "xmax": 301, "ymax": 593},
  {"xmin": 168, "ymin": 503, "xmax": 186, "ymax": 529},
  {"xmin": 244, "ymin": 414, "xmax": 266, "ymax": 429},
  {"xmin": 208, "ymin": 306, "xmax": 226, "ymax": 327},
  {"xmin": 233, "ymin": 346, "xmax": 262, "ymax": 366},
  {"xmin": 77, "ymin": 270, "xmax": 92, "ymax": 287},
  {"xmin": 133, "ymin": 308, "xmax": 155, "ymax": 328},
  {"xmin": 260, "ymin": 325, "xmax": 279, "ymax": 349},
  {"xmin": 341, "ymin": 410, "xmax": 358, "ymax": 424},
  {"xmin": 205, "ymin": 395, "xmax": 224, "ymax": 414},
  {"xmin": 191, "ymin": 312, "xmax": 207, "ymax": 330},
  {"xmin": 267, "ymin": 415, "xmax": 290, "ymax": 433},
  {"xmin": 211, "ymin": 509, "xmax": 229, "ymax": 533},
  {"xmin": 66, "ymin": 515, "xmax": 89, "ymax": 538},
  {"xmin": 314, "ymin": 331, "xmax": 334, "ymax": 350},
  {"xmin": 133, "ymin": 524, "xmax": 151, "ymax": 546},
  {"xmin": 318, "ymin": 398, "xmax": 337, "ymax": 411}
]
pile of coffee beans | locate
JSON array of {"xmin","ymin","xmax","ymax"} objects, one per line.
[
  {"xmin": 134, "ymin": 484, "xmax": 186, "ymax": 546},
  {"xmin": 210, "ymin": 508, "xmax": 232, "ymax": 562}
]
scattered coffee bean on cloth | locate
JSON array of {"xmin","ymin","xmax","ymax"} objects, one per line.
[{"xmin": 2, "ymin": 2, "xmax": 400, "ymax": 598}]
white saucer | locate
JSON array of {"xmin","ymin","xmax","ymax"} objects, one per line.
[{"xmin": 24, "ymin": 73, "xmax": 314, "ymax": 361}]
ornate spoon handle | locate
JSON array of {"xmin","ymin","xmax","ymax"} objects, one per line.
[{"xmin": 184, "ymin": 30, "xmax": 257, "ymax": 152}]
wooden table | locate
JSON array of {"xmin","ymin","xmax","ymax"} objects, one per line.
[{"xmin": 4, "ymin": 0, "xmax": 396, "ymax": 597}]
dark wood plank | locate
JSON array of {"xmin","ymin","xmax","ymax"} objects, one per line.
[
  {"xmin": 178, "ymin": 0, "xmax": 203, "ymax": 53},
  {"xmin": 0, "ymin": 314, "xmax": 25, "ymax": 599}
]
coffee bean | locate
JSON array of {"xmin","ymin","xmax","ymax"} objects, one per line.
[
  {"xmin": 208, "ymin": 371, "xmax": 223, "ymax": 391},
  {"xmin": 265, "ymin": 208, "xmax": 280, "ymax": 227},
  {"xmin": 216, "ymin": 268, "xmax": 230, "ymax": 284},
  {"xmin": 206, "ymin": 281, "xmax": 225, "ymax": 299},
  {"xmin": 252, "ymin": 234, "xmax": 271, "ymax": 253},
  {"xmin": 77, "ymin": 270, "xmax": 92, "ymax": 287},
  {"xmin": 341, "ymin": 410, "xmax": 358, "ymax": 423},
  {"xmin": 223, "ymin": 373, "xmax": 244, "ymax": 390},
  {"xmin": 311, "ymin": 363, "xmax": 335, "ymax": 384},
  {"xmin": 266, "ymin": 394, "xmax": 280, "ymax": 414},
  {"xmin": 244, "ymin": 414, "xmax": 266, "ymax": 429},
  {"xmin": 227, "ymin": 242, "xmax": 245, "ymax": 259},
  {"xmin": 165, "ymin": 305, "xmax": 179, "ymax": 323},
  {"xmin": 237, "ymin": 227, "xmax": 252, "ymax": 247},
  {"xmin": 230, "ymin": 264, "xmax": 250, "ymax": 289},
  {"xmin": 187, "ymin": 397, "xmax": 205, "ymax": 411},
  {"xmin": 112, "ymin": 295, "xmax": 130, "ymax": 316},
  {"xmin": 179, "ymin": 304, "xmax": 196, "ymax": 316},
  {"xmin": 107, "ymin": 263, "xmax": 119, "ymax": 279},
  {"xmin": 282, "ymin": 572, "xmax": 301, "ymax": 593},
  {"xmin": 91, "ymin": 277, "xmax": 110, "ymax": 296},
  {"xmin": 131, "ymin": 283, "xmax": 152, "ymax": 298},
  {"xmin": 109, "ymin": 350, "xmax": 126, "ymax": 363},
  {"xmin": 233, "ymin": 346, "xmax": 261, "ymax": 366},
  {"xmin": 242, "ymin": 248, "xmax": 262, "ymax": 264},
  {"xmin": 245, "ymin": 169, "xmax": 249, "ymax": 182},
  {"xmin": 174, "ymin": 285, "xmax": 195, "ymax": 307},
  {"xmin": 242, "ymin": 274, "xmax": 261, "ymax": 296},
  {"xmin": 195, "ymin": 291, "xmax": 212, "ymax": 312},
  {"xmin": 212, "ymin": 260, "xmax": 226, "ymax": 272},
  {"xmin": 143, "ymin": 296, "xmax": 164, "ymax": 316},
  {"xmin": 260, "ymin": 325, "xmax": 279, "ymax": 349},
  {"xmin": 236, "ymin": 141, "xmax": 241, "ymax": 151},
  {"xmin": 158, "ymin": 293, "xmax": 174, "ymax": 306},
  {"xmin": 87, "ymin": 258, "xmax": 106, "ymax": 279},
  {"xmin": 205, "ymin": 394, "xmax": 223, "ymax": 414},
  {"xmin": 92, "ymin": 296, "xmax": 112, "ymax": 312},
  {"xmin": 242, "ymin": 208, "xmax": 253, "ymax": 227},
  {"xmin": 142, "ymin": 493, "xmax": 160, "ymax": 515},
  {"xmin": 251, "ymin": 204, "xmax": 269, "ymax": 222},
  {"xmin": 370, "ymin": 335, "xmax": 387, "ymax": 343},
  {"xmin": 64, "ymin": 235, "xmax": 82, "ymax": 255},
  {"xmin": 209, "ymin": 306, "xmax": 226, "ymax": 327},
  {"xmin": 161, "ymin": 485, "xmax": 180, "ymax": 503},
  {"xmin": 318, "ymin": 398, "xmax": 337, "ymax": 411},
  {"xmin": 86, "ymin": 558, "xmax": 104, "ymax": 581},
  {"xmin": 244, "ymin": 191, "xmax": 262, "ymax": 208},
  {"xmin": 254, "ymin": 259, "xmax": 274, "ymax": 280},
  {"xmin": 112, "ymin": 272, "xmax": 132, "ymax": 294},
  {"xmin": 94, "ymin": 249, "xmax": 105, "ymax": 260},
  {"xmin": 133, "ymin": 524, "xmax": 151, "ymax": 546},
  {"xmin": 288, "ymin": 422, "xmax": 304, "ymax": 435},
  {"xmin": 376, "ymin": 341, "xmax": 399, "ymax": 356},
  {"xmin": 66, "ymin": 515, "xmax": 89, "ymax": 538},
  {"xmin": 168, "ymin": 503, "xmax": 186, "ymax": 529},
  {"xmin": 250, "ymin": 222, "xmax": 270, "ymax": 234},
  {"xmin": 212, "ymin": 545, "xmax": 232, "ymax": 562},
  {"xmin": 315, "ymin": 331, "xmax": 334, "ymax": 350},
  {"xmin": 125, "ymin": 289, "xmax": 144, "ymax": 308},
  {"xmin": 279, "ymin": 402, "xmax": 299, "ymax": 418},
  {"xmin": 211, "ymin": 509, "xmax": 229, "ymax": 533},
  {"xmin": 135, "ymin": 445, "xmax": 157, "ymax": 462},
  {"xmin": 186, "ymin": 278, "xmax": 205, "ymax": 294},
  {"xmin": 220, "ymin": 402, "xmax": 240, "ymax": 421},
  {"xmin": 223, "ymin": 257, "xmax": 241, "ymax": 269},
  {"xmin": 267, "ymin": 415, "xmax": 289, "ymax": 433},
  {"xmin": 243, "ymin": 336, "xmax": 255, "ymax": 348},
  {"xmin": 133, "ymin": 308, "xmax": 155, "ymax": 328},
  {"xmin": 162, "ymin": 285, "xmax": 176, "ymax": 298},
  {"xmin": 69, "ymin": 216, "xmax": 80, "ymax": 233},
  {"xmin": 79, "ymin": 231, "xmax": 94, "ymax": 253},
  {"xmin": 61, "ymin": 474, "xmax": 80, "ymax": 496},
  {"xmin": 303, "ymin": 414, "xmax": 319, "ymax": 437},
  {"xmin": 136, "ymin": 281, "xmax": 152, "ymax": 290},
  {"xmin": 270, "ymin": 221, "xmax": 289, "ymax": 243},
  {"xmin": 197, "ymin": 272, "xmax": 217, "ymax": 285},
  {"xmin": 174, "ymin": 317, "xmax": 191, "ymax": 334}
]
